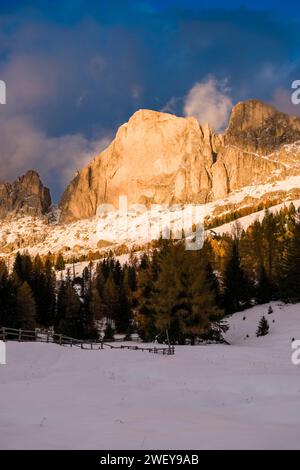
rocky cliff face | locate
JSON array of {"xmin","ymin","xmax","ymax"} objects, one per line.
[
  {"xmin": 59, "ymin": 100, "xmax": 300, "ymax": 222},
  {"xmin": 0, "ymin": 170, "xmax": 51, "ymax": 219}
]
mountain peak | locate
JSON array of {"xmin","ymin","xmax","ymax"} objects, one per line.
[
  {"xmin": 226, "ymin": 99, "xmax": 300, "ymax": 151},
  {"xmin": 0, "ymin": 170, "xmax": 51, "ymax": 219},
  {"xmin": 59, "ymin": 101, "xmax": 300, "ymax": 222}
]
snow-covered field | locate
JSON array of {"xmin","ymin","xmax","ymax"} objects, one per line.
[{"xmin": 1, "ymin": 302, "xmax": 300, "ymax": 450}]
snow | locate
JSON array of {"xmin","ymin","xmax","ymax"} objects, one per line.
[
  {"xmin": 213, "ymin": 199, "xmax": 300, "ymax": 236},
  {"xmin": 1, "ymin": 302, "xmax": 300, "ymax": 450},
  {"xmin": 2, "ymin": 174, "xmax": 300, "ymax": 260}
]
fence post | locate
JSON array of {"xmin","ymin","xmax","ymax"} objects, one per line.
[
  {"xmin": 70, "ymin": 338, "xmax": 73, "ymax": 347},
  {"xmin": 2, "ymin": 327, "xmax": 6, "ymax": 342},
  {"xmin": 18, "ymin": 328, "xmax": 22, "ymax": 342},
  {"xmin": 59, "ymin": 335, "xmax": 62, "ymax": 346},
  {"xmin": 101, "ymin": 342, "xmax": 103, "ymax": 350}
]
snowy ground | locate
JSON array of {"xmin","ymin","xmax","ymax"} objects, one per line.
[{"xmin": 1, "ymin": 302, "xmax": 300, "ymax": 450}]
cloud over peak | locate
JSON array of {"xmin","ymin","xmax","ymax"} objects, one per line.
[{"xmin": 183, "ymin": 77, "xmax": 233, "ymax": 132}]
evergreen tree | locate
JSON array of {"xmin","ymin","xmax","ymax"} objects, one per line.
[
  {"xmin": 135, "ymin": 249, "xmax": 159, "ymax": 341},
  {"xmin": 16, "ymin": 282, "xmax": 36, "ymax": 329},
  {"xmin": 151, "ymin": 242, "xmax": 225, "ymax": 344},
  {"xmin": 256, "ymin": 265, "xmax": 273, "ymax": 304},
  {"xmin": 13, "ymin": 252, "xmax": 33, "ymax": 284},
  {"xmin": 262, "ymin": 210, "xmax": 278, "ymax": 282},
  {"xmin": 115, "ymin": 284, "xmax": 131, "ymax": 333},
  {"xmin": 43, "ymin": 258, "xmax": 56, "ymax": 326},
  {"xmin": 268, "ymin": 305, "xmax": 273, "ymax": 314},
  {"xmin": 55, "ymin": 253, "xmax": 65, "ymax": 271},
  {"xmin": 112, "ymin": 260, "xmax": 123, "ymax": 286},
  {"xmin": 127, "ymin": 265, "xmax": 137, "ymax": 292},
  {"xmin": 103, "ymin": 273, "xmax": 119, "ymax": 322},
  {"xmin": 81, "ymin": 284, "xmax": 103, "ymax": 338},
  {"xmin": 56, "ymin": 281, "xmax": 82, "ymax": 337},
  {"xmin": 280, "ymin": 222, "xmax": 300, "ymax": 302},
  {"xmin": 0, "ymin": 260, "xmax": 18, "ymax": 328},
  {"xmin": 31, "ymin": 255, "xmax": 56, "ymax": 326},
  {"xmin": 256, "ymin": 315, "xmax": 269, "ymax": 337},
  {"xmin": 222, "ymin": 241, "xmax": 252, "ymax": 314}
]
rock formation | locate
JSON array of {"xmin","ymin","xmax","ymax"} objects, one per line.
[
  {"xmin": 0, "ymin": 170, "xmax": 51, "ymax": 219},
  {"xmin": 58, "ymin": 100, "xmax": 300, "ymax": 222}
]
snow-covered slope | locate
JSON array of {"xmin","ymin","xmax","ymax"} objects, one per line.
[
  {"xmin": 213, "ymin": 199, "xmax": 300, "ymax": 236},
  {"xmin": 1, "ymin": 175, "xmax": 300, "ymax": 260},
  {"xmin": 1, "ymin": 302, "xmax": 300, "ymax": 450}
]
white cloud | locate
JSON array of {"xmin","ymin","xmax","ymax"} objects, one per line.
[
  {"xmin": 0, "ymin": 113, "xmax": 111, "ymax": 195},
  {"xmin": 183, "ymin": 77, "xmax": 233, "ymax": 131},
  {"xmin": 160, "ymin": 96, "xmax": 180, "ymax": 114}
]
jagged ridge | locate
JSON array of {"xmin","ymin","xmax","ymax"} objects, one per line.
[{"xmin": 0, "ymin": 170, "xmax": 51, "ymax": 219}]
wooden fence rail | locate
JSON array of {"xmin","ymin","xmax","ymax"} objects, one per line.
[{"xmin": 0, "ymin": 326, "xmax": 175, "ymax": 355}]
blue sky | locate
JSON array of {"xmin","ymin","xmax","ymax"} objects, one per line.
[{"xmin": 0, "ymin": 0, "xmax": 300, "ymax": 201}]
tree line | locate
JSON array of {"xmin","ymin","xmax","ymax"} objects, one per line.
[{"xmin": 1, "ymin": 203, "xmax": 300, "ymax": 343}]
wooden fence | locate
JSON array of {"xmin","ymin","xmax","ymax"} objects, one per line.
[{"xmin": 0, "ymin": 326, "xmax": 175, "ymax": 355}]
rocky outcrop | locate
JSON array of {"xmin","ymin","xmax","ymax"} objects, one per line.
[
  {"xmin": 225, "ymin": 100, "xmax": 300, "ymax": 152},
  {"xmin": 0, "ymin": 170, "xmax": 51, "ymax": 219},
  {"xmin": 59, "ymin": 100, "xmax": 300, "ymax": 222}
]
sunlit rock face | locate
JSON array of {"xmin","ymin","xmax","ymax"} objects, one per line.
[
  {"xmin": 59, "ymin": 101, "xmax": 300, "ymax": 222},
  {"xmin": 0, "ymin": 170, "xmax": 51, "ymax": 219}
]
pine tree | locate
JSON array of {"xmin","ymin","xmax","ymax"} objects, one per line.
[
  {"xmin": 16, "ymin": 282, "xmax": 36, "ymax": 329},
  {"xmin": 115, "ymin": 284, "xmax": 131, "ymax": 333},
  {"xmin": 56, "ymin": 281, "xmax": 82, "ymax": 337},
  {"xmin": 43, "ymin": 258, "xmax": 56, "ymax": 326},
  {"xmin": 0, "ymin": 260, "xmax": 18, "ymax": 328},
  {"xmin": 13, "ymin": 252, "xmax": 33, "ymax": 284},
  {"xmin": 81, "ymin": 283, "xmax": 103, "ymax": 338},
  {"xmin": 103, "ymin": 273, "xmax": 119, "ymax": 322},
  {"xmin": 256, "ymin": 265, "xmax": 273, "ymax": 304},
  {"xmin": 151, "ymin": 242, "xmax": 225, "ymax": 344},
  {"xmin": 223, "ymin": 241, "xmax": 252, "ymax": 314},
  {"xmin": 268, "ymin": 305, "xmax": 273, "ymax": 314},
  {"xmin": 262, "ymin": 210, "xmax": 278, "ymax": 283},
  {"xmin": 30, "ymin": 255, "xmax": 56, "ymax": 327},
  {"xmin": 135, "ymin": 252, "xmax": 158, "ymax": 341},
  {"xmin": 55, "ymin": 253, "xmax": 65, "ymax": 271},
  {"xmin": 112, "ymin": 260, "xmax": 123, "ymax": 286},
  {"xmin": 280, "ymin": 222, "xmax": 300, "ymax": 302},
  {"xmin": 126, "ymin": 265, "xmax": 137, "ymax": 292},
  {"xmin": 256, "ymin": 315, "xmax": 269, "ymax": 337}
]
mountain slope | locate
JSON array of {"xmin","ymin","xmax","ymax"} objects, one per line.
[{"xmin": 1, "ymin": 175, "xmax": 300, "ymax": 258}]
